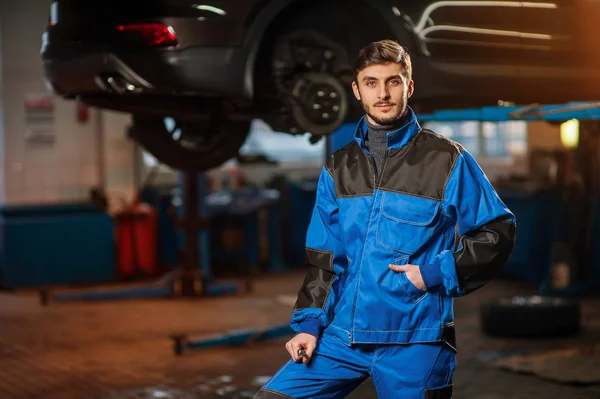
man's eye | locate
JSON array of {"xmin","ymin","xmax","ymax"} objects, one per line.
[
  {"xmin": 367, "ymin": 81, "xmax": 375, "ymax": 86},
  {"xmin": 389, "ymin": 80, "xmax": 400, "ymax": 85}
]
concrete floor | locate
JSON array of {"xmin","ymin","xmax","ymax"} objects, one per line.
[{"xmin": 1, "ymin": 271, "xmax": 599, "ymax": 398}]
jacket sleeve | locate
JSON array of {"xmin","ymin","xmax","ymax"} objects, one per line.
[
  {"xmin": 419, "ymin": 149, "xmax": 516, "ymax": 297},
  {"xmin": 290, "ymin": 164, "xmax": 346, "ymax": 338}
]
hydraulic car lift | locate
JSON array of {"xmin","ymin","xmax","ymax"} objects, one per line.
[
  {"xmin": 417, "ymin": 101, "xmax": 600, "ymax": 123},
  {"xmin": 170, "ymin": 323, "xmax": 294, "ymax": 356},
  {"xmin": 39, "ymin": 171, "xmax": 241, "ymax": 305}
]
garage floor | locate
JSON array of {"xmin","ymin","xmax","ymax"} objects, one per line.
[{"xmin": 1, "ymin": 271, "xmax": 600, "ymax": 398}]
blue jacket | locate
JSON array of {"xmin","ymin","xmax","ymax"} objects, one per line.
[{"xmin": 290, "ymin": 107, "xmax": 516, "ymax": 348}]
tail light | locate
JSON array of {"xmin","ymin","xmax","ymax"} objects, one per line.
[{"xmin": 117, "ymin": 23, "xmax": 177, "ymax": 46}]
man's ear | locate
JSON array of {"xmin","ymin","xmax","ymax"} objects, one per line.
[
  {"xmin": 407, "ymin": 80, "xmax": 415, "ymax": 98},
  {"xmin": 352, "ymin": 81, "xmax": 361, "ymax": 101}
]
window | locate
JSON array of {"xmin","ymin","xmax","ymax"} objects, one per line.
[
  {"xmin": 239, "ymin": 119, "xmax": 326, "ymax": 166},
  {"xmin": 423, "ymin": 120, "xmax": 527, "ymax": 158}
]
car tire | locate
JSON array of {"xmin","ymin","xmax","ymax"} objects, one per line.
[
  {"xmin": 130, "ymin": 115, "xmax": 251, "ymax": 171},
  {"xmin": 256, "ymin": 0, "xmax": 399, "ymax": 134},
  {"xmin": 480, "ymin": 295, "xmax": 581, "ymax": 338}
]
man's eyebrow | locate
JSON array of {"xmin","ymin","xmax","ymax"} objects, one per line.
[{"xmin": 361, "ymin": 75, "xmax": 402, "ymax": 82}]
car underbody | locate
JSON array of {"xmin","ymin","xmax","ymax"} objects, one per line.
[{"xmin": 41, "ymin": 0, "xmax": 600, "ymax": 171}]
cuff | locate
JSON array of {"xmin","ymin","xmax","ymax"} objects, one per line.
[
  {"xmin": 420, "ymin": 261, "xmax": 444, "ymax": 292},
  {"xmin": 296, "ymin": 318, "xmax": 321, "ymax": 338}
]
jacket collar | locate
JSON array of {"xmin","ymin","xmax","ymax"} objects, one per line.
[{"xmin": 354, "ymin": 106, "xmax": 421, "ymax": 151}]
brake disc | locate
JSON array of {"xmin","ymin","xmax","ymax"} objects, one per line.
[{"xmin": 291, "ymin": 72, "xmax": 349, "ymax": 136}]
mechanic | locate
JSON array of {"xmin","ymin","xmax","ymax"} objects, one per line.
[{"xmin": 254, "ymin": 40, "xmax": 516, "ymax": 399}]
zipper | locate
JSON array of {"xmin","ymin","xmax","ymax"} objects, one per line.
[
  {"xmin": 349, "ymin": 149, "xmax": 388, "ymax": 338},
  {"xmin": 375, "ymin": 151, "xmax": 389, "ymax": 188},
  {"xmin": 348, "ymin": 128, "xmax": 422, "ymax": 336}
]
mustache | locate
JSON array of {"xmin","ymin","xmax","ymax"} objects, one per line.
[{"xmin": 373, "ymin": 102, "xmax": 396, "ymax": 106}]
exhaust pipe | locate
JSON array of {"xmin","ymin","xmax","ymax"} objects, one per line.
[
  {"xmin": 94, "ymin": 74, "xmax": 137, "ymax": 94},
  {"xmin": 106, "ymin": 76, "xmax": 126, "ymax": 94},
  {"xmin": 93, "ymin": 75, "xmax": 110, "ymax": 92}
]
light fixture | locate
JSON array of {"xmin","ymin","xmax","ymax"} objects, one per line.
[
  {"xmin": 192, "ymin": 4, "xmax": 227, "ymax": 16},
  {"xmin": 560, "ymin": 119, "xmax": 579, "ymax": 149}
]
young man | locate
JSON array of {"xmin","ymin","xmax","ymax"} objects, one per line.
[{"xmin": 255, "ymin": 40, "xmax": 516, "ymax": 399}]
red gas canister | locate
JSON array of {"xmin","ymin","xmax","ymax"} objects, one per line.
[{"xmin": 115, "ymin": 203, "xmax": 158, "ymax": 278}]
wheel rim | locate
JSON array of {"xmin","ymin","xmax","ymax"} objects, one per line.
[
  {"xmin": 131, "ymin": 115, "xmax": 250, "ymax": 171},
  {"xmin": 291, "ymin": 73, "xmax": 349, "ymax": 135},
  {"xmin": 163, "ymin": 117, "xmax": 221, "ymax": 153},
  {"xmin": 270, "ymin": 29, "xmax": 351, "ymax": 136}
]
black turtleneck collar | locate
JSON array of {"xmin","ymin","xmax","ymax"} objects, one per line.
[{"xmin": 364, "ymin": 112, "xmax": 408, "ymax": 144}]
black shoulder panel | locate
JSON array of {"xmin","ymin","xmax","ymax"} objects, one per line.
[
  {"xmin": 379, "ymin": 129, "xmax": 462, "ymax": 201},
  {"xmin": 328, "ymin": 141, "xmax": 374, "ymax": 198}
]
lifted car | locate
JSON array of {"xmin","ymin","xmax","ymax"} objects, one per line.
[{"xmin": 41, "ymin": 0, "xmax": 600, "ymax": 170}]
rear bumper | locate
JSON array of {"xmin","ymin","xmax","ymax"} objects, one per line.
[
  {"xmin": 42, "ymin": 52, "xmax": 154, "ymax": 95},
  {"xmin": 42, "ymin": 44, "xmax": 251, "ymax": 100}
]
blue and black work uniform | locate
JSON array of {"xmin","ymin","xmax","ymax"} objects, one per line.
[{"xmin": 255, "ymin": 106, "xmax": 516, "ymax": 399}]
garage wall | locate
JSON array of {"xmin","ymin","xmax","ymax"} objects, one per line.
[
  {"xmin": 0, "ymin": 0, "xmax": 137, "ymax": 207},
  {"xmin": 102, "ymin": 111, "xmax": 137, "ymax": 210},
  {"xmin": 528, "ymin": 121, "xmax": 564, "ymax": 151}
]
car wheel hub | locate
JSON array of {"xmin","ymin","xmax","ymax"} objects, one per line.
[
  {"xmin": 292, "ymin": 73, "xmax": 348, "ymax": 136},
  {"xmin": 306, "ymin": 83, "xmax": 342, "ymax": 124}
]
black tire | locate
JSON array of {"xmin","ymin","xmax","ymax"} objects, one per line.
[
  {"xmin": 130, "ymin": 115, "xmax": 251, "ymax": 171},
  {"xmin": 480, "ymin": 296, "xmax": 581, "ymax": 338},
  {"xmin": 255, "ymin": 0, "xmax": 401, "ymax": 133}
]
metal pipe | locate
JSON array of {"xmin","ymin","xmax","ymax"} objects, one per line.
[{"xmin": 509, "ymin": 102, "xmax": 600, "ymax": 120}]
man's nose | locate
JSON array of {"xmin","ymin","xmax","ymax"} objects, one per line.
[{"xmin": 377, "ymin": 86, "xmax": 390, "ymax": 99}]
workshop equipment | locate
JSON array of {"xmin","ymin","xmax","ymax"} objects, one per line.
[
  {"xmin": 39, "ymin": 170, "xmax": 232, "ymax": 304},
  {"xmin": 480, "ymin": 295, "xmax": 581, "ymax": 338},
  {"xmin": 204, "ymin": 186, "xmax": 286, "ymax": 282},
  {"xmin": 138, "ymin": 186, "xmax": 179, "ymax": 270},
  {"xmin": 170, "ymin": 324, "xmax": 294, "ymax": 355},
  {"xmin": 166, "ymin": 180, "xmax": 290, "ymax": 355},
  {"xmin": 173, "ymin": 172, "xmax": 239, "ymax": 296},
  {"xmin": 40, "ymin": 169, "xmax": 285, "ymax": 304},
  {"xmin": 0, "ymin": 203, "xmax": 115, "ymax": 289},
  {"xmin": 417, "ymin": 101, "xmax": 600, "ymax": 123},
  {"xmin": 115, "ymin": 202, "xmax": 158, "ymax": 278},
  {"xmin": 285, "ymin": 179, "xmax": 318, "ymax": 267}
]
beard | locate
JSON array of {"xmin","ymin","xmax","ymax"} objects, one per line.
[{"xmin": 362, "ymin": 97, "xmax": 407, "ymax": 126}]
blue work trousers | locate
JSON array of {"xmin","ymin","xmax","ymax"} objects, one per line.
[{"xmin": 254, "ymin": 333, "xmax": 455, "ymax": 399}]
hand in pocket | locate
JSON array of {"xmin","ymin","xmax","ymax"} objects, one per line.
[{"xmin": 389, "ymin": 263, "xmax": 427, "ymax": 291}]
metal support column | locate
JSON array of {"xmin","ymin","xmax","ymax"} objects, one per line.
[{"xmin": 178, "ymin": 171, "xmax": 203, "ymax": 296}]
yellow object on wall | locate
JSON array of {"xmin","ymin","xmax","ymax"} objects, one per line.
[{"xmin": 560, "ymin": 119, "xmax": 579, "ymax": 149}]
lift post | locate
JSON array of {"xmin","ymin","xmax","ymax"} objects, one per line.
[
  {"xmin": 39, "ymin": 170, "xmax": 240, "ymax": 305},
  {"xmin": 174, "ymin": 171, "xmax": 239, "ymax": 297}
]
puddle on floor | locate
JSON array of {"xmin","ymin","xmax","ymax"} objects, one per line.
[{"xmin": 102, "ymin": 374, "xmax": 269, "ymax": 398}]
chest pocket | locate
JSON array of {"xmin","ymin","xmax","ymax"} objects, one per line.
[{"xmin": 376, "ymin": 192, "xmax": 442, "ymax": 255}]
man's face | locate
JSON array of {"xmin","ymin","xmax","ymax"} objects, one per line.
[{"xmin": 352, "ymin": 62, "xmax": 414, "ymax": 126}]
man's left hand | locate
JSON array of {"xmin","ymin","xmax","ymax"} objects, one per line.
[{"xmin": 388, "ymin": 264, "xmax": 427, "ymax": 291}]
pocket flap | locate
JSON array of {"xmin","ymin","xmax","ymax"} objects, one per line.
[{"xmin": 381, "ymin": 192, "xmax": 441, "ymax": 226}]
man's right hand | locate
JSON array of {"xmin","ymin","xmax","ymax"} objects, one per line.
[{"xmin": 285, "ymin": 333, "xmax": 317, "ymax": 364}]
